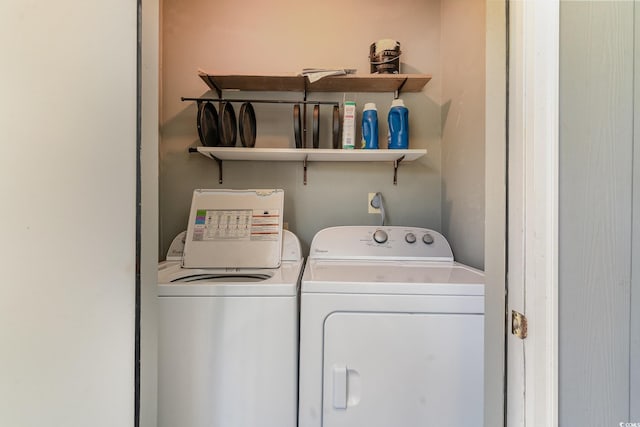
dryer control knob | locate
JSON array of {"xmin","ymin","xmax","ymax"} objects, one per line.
[
  {"xmin": 373, "ymin": 229, "xmax": 388, "ymax": 244},
  {"xmin": 422, "ymin": 233, "xmax": 435, "ymax": 245},
  {"xmin": 405, "ymin": 232, "xmax": 416, "ymax": 244}
]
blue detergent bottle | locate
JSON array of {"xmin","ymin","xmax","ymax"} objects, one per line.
[
  {"xmin": 361, "ymin": 103, "xmax": 379, "ymax": 149},
  {"xmin": 387, "ymin": 99, "xmax": 409, "ymax": 149}
]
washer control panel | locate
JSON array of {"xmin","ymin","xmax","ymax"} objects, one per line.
[{"xmin": 310, "ymin": 226, "xmax": 454, "ymax": 261}]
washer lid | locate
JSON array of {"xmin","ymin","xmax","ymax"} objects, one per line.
[
  {"xmin": 158, "ymin": 259, "xmax": 303, "ymax": 297},
  {"xmin": 182, "ymin": 189, "xmax": 284, "ymax": 269},
  {"xmin": 165, "ymin": 231, "xmax": 187, "ymax": 261},
  {"xmin": 302, "ymin": 260, "xmax": 484, "ymax": 296}
]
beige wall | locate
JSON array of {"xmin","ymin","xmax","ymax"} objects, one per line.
[
  {"xmin": 160, "ymin": 0, "xmax": 448, "ymax": 256},
  {"xmin": 441, "ymin": 0, "xmax": 486, "ymax": 269}
]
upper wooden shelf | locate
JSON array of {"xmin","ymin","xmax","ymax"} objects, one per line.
[{"xmin": 198, "ymin": 72, "xmax": 431, "ymax": 94}]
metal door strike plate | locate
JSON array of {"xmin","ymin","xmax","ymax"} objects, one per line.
[{"xmin": 512, "ymin": 310, "xmax": 528, "ymax": 339}]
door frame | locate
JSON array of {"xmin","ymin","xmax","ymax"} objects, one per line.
[
  {"xmin": 506, "ymin": 0, "xmax": 559, "ymax": 426},
  {"xmin": 139, "ymin": 0, "xmax": 160, "ymax": 426},
  {"xmin": 139, "ymin": 0, "xmax": 560, "ymax": 426}
]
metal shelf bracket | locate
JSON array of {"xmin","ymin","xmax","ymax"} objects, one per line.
[
  {"xmin": 204, "ymin": 75, "xmax": 223, "ymax": 99},
  {"xmin": 303, "ymin": 155, "xmax": 309, "ymax": 185},
  {"xmin": 211, "ymin": 155, "xmax": 223, "ymax": 184},
  {"xmin": 189, "ymin": 147, "xmax": 224, "ymax": 183},
  {"xmin": 393, "ymin": 155, "xmax": 406, "ymax": 185},
  {"xmin": 394, "ymin": 78, "xmax": 409, "ymax": 99}
]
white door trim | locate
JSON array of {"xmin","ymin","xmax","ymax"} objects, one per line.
[{"xmin": 507, "ymin": 0, "xmax": 559, "ymax": 426}]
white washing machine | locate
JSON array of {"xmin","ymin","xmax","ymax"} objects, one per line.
[
  {"xmin": 158, "ymin": 189, "xmax": 303, "ymax": 427},
  {"xmin": 298, "ymin": 226, "xmax": 484, "ymax": 427}
]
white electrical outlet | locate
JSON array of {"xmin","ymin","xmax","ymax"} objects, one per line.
[{"xmin": 368, "ymin": 193, "xmax": 381, "ymax": 214}]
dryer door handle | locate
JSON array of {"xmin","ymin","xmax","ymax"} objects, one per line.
[{"xmin": 332, "ymin": 366, "xmax": 348, "ymax": 409}]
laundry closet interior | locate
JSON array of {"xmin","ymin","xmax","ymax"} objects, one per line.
[{"xmin": 157, "ymin": 0, "xmax": 504, "ymax": 425}]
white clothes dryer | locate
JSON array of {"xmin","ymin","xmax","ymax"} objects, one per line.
[
  {"xmin": 298, "ymin": 226, "xmax": 484, "ymax": 427},
  {"xmin": 158, "ymin": 189, "xmax": 303, "ymax": 427}
]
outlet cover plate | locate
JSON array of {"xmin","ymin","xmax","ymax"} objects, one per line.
[{"xmin": 368, "ymin": 193, "xmax": 381, "ymax": 214}]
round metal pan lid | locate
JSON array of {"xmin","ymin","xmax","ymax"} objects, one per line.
[
  {"xmin": 239, "ymin": 102, "xmax": 257, "ymax": 147},
  {"xmin": 197, "ymin": 101, "xmax": 220, "ymax": 147},
  {"xmin": 332, "ymin": 104, "xmax": 340, "ymax": 149},
  {"xmin": 218, "ymin": 101, "xmax": 237, "ymax": 146},
  {"xmin": 293, "ymin": 104, "xmax": 302, "ymax": 148},
  {"xmin": 312, "ymin": 104, "xmax": 319, "ymax": 148}
]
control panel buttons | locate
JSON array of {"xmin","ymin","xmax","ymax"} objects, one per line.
[
  {"xmin": 373, "ymin": 229, "xmax": 388, "ymax": 244},
  {"xmin": 422, "ymin": 233, "xmax": 435, "ymax": 245},
  {"xmin": 405, "ymin": 232, "xmax": 416, "ymax": 244}
]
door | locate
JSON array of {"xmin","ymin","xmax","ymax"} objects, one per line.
[
  {"xmin": 507, "ymin": 1, "xmax": 640, "ymax": 426},
  {"xmin": 322, "ymin": 312, "xmax": 483, "ymax": 427},
  {"xmin": 558, "ymin": 1, "xmax": 639, "ymax": 425},
  {"xmin": 0, "ymin": 1, "xmax": 137, "ymax": 425}
]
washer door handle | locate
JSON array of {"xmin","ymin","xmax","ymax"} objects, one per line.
[{"xmin": 332, "ymin": 365, "xmax": 348, "ymax": 409}]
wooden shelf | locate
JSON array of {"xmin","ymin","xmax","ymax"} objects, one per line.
[
  {"xmin": 193, "ymin": 147, "xmax": 426, "ymax": 185},
  {"xmin": 198, "ymin": 72, "xmax": 431, "ymax": 95}
]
